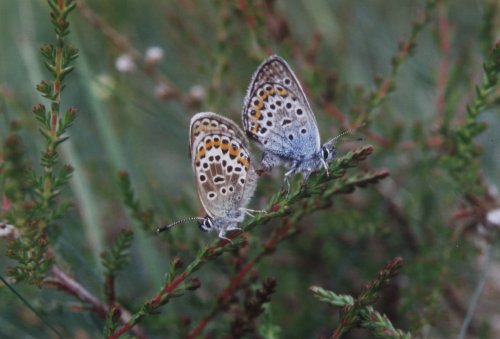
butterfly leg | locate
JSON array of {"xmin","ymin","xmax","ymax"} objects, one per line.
[
  {"xmin": 300, "ymin": 171, "xmax": 312, "ymax": 191},
  {"xmin": 282, "ymin": 168, "xmax": 295, "ymax": 195},
  {"xmin": 227, "ymin": 226, "xmax": 244, "ymax": 238},
  {"xmin": 240, "ymin": 208, "xmax": 266, "ymax": 217},
  {"xmin": 218, "ymin": 229, "xmax": 233, "ymax": 242},
  {"xmin": 321, "ymin": 158, "xmax": 330, "ymax": 177}
]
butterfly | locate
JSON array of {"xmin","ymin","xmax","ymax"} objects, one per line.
[
  {"xmin": 242, "ymin": 55, "xmax": 339, "ymax": 188},
  {"xmin": 158, "ymin": 112, "xmax": 259, "ymax": 240}
]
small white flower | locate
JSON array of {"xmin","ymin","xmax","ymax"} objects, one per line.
[
  {"xmin": 0, "ymin": 222, "xmax": 19, "ymax": 239},
  {"xmin": 487, "ymin": 208, "xmax": 500, "ymax": 227},
  {"xmin": 115, "ymin": 54, "xmax": 136, "ymax": 72},
  {"xmin": 145, "ymin": 46, "xmax": 164, "ymax": 64},
  {"xmin": 189, "ymin": 85, "xmax": 206, "ymax": 102}
]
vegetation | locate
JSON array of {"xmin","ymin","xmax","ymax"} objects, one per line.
[{"xmin": 0, "ymin": 0, "xmax": 499, "ymax": 338}]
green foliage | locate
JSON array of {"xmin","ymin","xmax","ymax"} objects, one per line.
[
  {"xmin": 103, "ymin": 306, "xmax": 121, "ymax": 338},
  {"xmin": 2, "ymin": 0, "xmax": 78, "ymax": 286},
  {"xmin": 5, "ymin": 231, "xmax": 54, "ymax": 286},
  {"xmin": 1, "ymin": 126, "xmax": 33, "ymax": 208},
  {"xmin": 118, "ymin": 171, "xmax": 155, "ymax": 231},
  {"xmin": 229, "ymin": 277, "xmax": 277, "ymax": 337},
  {"xmin": 357, "ymin": 0, "xmax": 438, "ymax": 123},
  {"xmin": 101, "ymin": 229, "xmax": 134, "ymax": 277},
  {"xmin": 311, "ymin": 258, "xmax": 409, "ymax": 338},
  {"xmin": 257, "ymin": 304, "xmax": 281, "ymax": 339},
  {"xmin": 441, "ymin": 42, "xmax": 500, "ymax": 194},
  {"xmin": 360, "ymin": 306, "xmax": 411, "ymax": 339},
  {"xmin": 1, "ymin": 0, "xmax": 499, "ymax": 338},
  {"xmin": 309, "ymin": 286, "xmax": 354, "ymax": 307}
]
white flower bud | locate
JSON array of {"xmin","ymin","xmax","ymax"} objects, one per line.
[
  {"xmin": 145, "ymin": 46, "xmax": 164, "ymax": 64},
  {"xmin": 115, "ymin": 54, "xmax": 136, "ymax": 72},
  {"xmin": 189, "ymin": 85, "xmax": 206, "ymax": 102},
  {"xmin": 487, "ymin": 208, "xmax": 500, "ymax": 227}
]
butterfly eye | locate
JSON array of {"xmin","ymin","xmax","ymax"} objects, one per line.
[
  {"xmin": 322, "ymin": 146, "xmax": 329, "ymax": 160},
  {"xmin": 198, "ymin": 216, "xmax": 213, "ymax": 232}
]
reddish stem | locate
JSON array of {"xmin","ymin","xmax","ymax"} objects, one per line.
[
  {"xmin": 363, "ymin": 129, "xmax": 392, "ymax": 148},
  {"xmin": 187, "ymin": 260, "xmax": 258, "ymax": 339},
  {"xmin": 188, "ymin": 316, "xmax": 211, "ymax": 339},
  {"xmin": 323, "ymin": 102, "xmax": 347, "ymax": 124},
  {"xmin": 220, "ymin": 260, "xmax": 256, "ymax": 302},
  {"xmin": 2, "ymin": 194, "xmax": 11, "ymax": 212},
  {"xmin": 377, "ymin": 79, "xmax": 393, "ymax": 99},
  {"xmin": 43, "ymin": 266, "xmax": 145, "ymax": 338},
  {"xmin": 239, "ymin": 0, "xmax": 256, "ymax": 29},
  {"xmin": 151, "ymin": 272, "xmax": 188, "ymax": 306},
  {"xmin": 110, "ymin": 272, "xmax": 189, "ymax": 338},
  {"xmin": 109, "ymin": 321, "xmax": 133, "ymax": 339},
  {"xmin": 435, "ymin": 3, "xmax": 450, "ymax": 121},
  {"xmin": 188, "ymin": 221, "xmax": 296, "ymax": 338},
  {"xmin": 105, "ymin": 275, "xmax": 115, "ymax": 306}
]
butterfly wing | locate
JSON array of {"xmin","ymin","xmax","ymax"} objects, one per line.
[
  {"xmin": 190, "ymin": 112, "xmax": 257, "ymax": 220},
  {"xmin": 242, "ymin": 55, "xmax": 321, "ymax": 160}
]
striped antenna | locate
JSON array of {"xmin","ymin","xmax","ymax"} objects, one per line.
[
  {"xmin": 156, "ymin": 216, "xmax": 205, "ymax": 233},
  {"xmin": 327, "ymin": 123, "xmax": 366, "ymax": 145}
]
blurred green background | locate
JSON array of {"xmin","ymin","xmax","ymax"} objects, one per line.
[{"xmin": 1, "ymin": 0, "xmax": 500, "ymax": 338}]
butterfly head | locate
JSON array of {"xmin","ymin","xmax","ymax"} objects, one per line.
[
  {"xmin": 321, "ymin": 142, "xmax": 337, "ymax": 163},
  {"xmin": 198, "ymin": 215, "xmax": 215, "ymax": 233},
  {"xmin": 321, "ymin": 127, "xmax": 360, "ymax": 164}
]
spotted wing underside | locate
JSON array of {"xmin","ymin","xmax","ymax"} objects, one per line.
[
  {"xmin": 190, "ymin": 113, "xmax": 257, "ymax": 219},
  {"xmin": 242, "ymin": 55, "xmax": 321, "ymax": 159}
]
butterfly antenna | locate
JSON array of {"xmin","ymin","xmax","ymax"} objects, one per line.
[
  {"xmin": 327, "ymin": 123, "xmax": 366, "ymax": 145},
  {"xmin": 156, "ymin": 217, "xmax": 205, "ymax": 233},
  {"xmin": 325, "ymin": 128, "xmax": 354, "ymax": 145}
]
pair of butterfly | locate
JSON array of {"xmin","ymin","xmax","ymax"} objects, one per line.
[{"xmin": 158, "ymin": 55, "xmax": 344, "ymax": 240}]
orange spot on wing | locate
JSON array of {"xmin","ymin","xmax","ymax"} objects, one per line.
[
  {"xmin": 250, "ymin": 109, "xmax": 262, "ymax": 121},
  {"xmin": 229, "ymin": 145, "xmax": 240, "ymax": 157},
  {"xmin": 254, "ymin": 99, "xmax": 264, "ymax": 110},
  {"xmin": 197, "ymin": 147, "xmax": 206, "ymax": 159},
  {"xmin": 193, "ymin": 124, "xmax": 221, "ymax": 137},
  {"xmin": 251, "ymin": 124, "xmax": 260, "ymax": 134},
  {"xmin": 237, "ymin": 157, "xmax": 249, "ymax": 169}
]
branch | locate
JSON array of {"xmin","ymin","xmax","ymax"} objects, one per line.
[
  {"xmin": 75, "ymin": 0, "xmax": 193, "ymax": 105},
  {"xmin": 362, "ymin": 0, "xmax": 438, "ymax": 119},
  {"xmin": 42, "ymin": 266, "xmax": 146, "ymax": 338},
  {"xmin": 330, "ymin": 257, "xmax": 405, "ymax": 338},
  {"xmin": 187, "ymin": 220, "xmax": 297, "ymax": 338},
  {"xmin": 110, "ymin": 144, "xmax": 387, "ymax": 338}
]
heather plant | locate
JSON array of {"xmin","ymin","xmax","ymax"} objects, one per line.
[{"xmin": 0, "ymin": 0, "xmax": 499, "ymax": 338}]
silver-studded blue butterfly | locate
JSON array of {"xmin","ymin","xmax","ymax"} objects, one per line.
[
  {"xmin": 242, "ymin": 55, "xmax": 337, "ymax": 186},
  {"xmin": 158, "ymin": 112, "xmax": 259, "ymax": 240}
]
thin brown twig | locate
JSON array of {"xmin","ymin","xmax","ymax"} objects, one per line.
[
  {"xmin": 42, "ymin": 265, "xmax": 146, "ymax": 338},
  {"xmin": 187, "ymin": 167, "xmax": 387, "ymax": 337},
  {"xmin": 187, "ymin": 220, "xmax": 297, "ymax": 338},
  {"xmin": 75, "ymin": 0, "xmax": 188, "ymax": 104},
  {"xmin": 110, "ymin": 145, "xmax": 384, "ymax": 338},
  {"xmin": 104, "ymin": 275, "xmax": 115, "ymax": 306},
  {"xmin": 434, "ymin": 1, "xmax": 451, "ymax": 126},
  {"xmin": 330, "ymin": 257, "xmax": 404, "ymax": 339}
]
